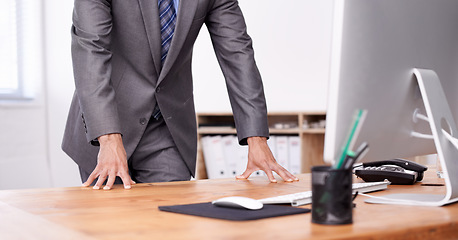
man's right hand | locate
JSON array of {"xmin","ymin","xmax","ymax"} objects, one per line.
[{"xmin": 82, "ymin": 133, "xmax": 136, "ymax": 190}]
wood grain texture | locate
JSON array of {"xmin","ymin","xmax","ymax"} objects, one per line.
[{"xmin": 0, "ymin": 169, "xmax": 456, "ymax": 240}]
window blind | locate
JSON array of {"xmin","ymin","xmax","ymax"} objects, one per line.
[
  {"xmin": 0, "ymin": 0, "xmax": 42, "ymax": 99},
  {"xmin": 0, "ymin": 0, "xmax": 19, "ymax": 95}
]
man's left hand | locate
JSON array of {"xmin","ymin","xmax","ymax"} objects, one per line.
[{"xmin": 236, "ymin": 136, "xmax": 299, "ymax": 183}]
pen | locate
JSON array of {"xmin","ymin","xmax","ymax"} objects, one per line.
[
  {"xmin": 341, "ymin": 150, "xmax": 356, "ymax": 170},
  {"xmin": 334, "ymin": 109, "xmax": 367, "ymax": 169},
  {"xmin": 343, "ymin": 142, "xmax": 369, "ymax": 170}
]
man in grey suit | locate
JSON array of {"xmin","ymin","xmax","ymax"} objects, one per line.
[{"xmin": 62, "ymin": 0, "xmax": 298, "ymax": 190}]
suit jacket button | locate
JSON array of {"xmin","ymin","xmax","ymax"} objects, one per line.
[
  {"xmin": 139, "ymin": 118, "xmax": 147, "ymax": 125},
  {"xmin": 156, "ymin": 87, "xmax": 161, "ymax": 93}
]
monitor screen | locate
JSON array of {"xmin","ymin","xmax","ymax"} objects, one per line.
[{"xmin": 324, "ymin": 0, "xmax": 458, "ymax": 165}]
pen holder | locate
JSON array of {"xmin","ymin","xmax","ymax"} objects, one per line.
[{"xmin": 311, "ymin": 166, "xmax": 353, "ymax": 225}]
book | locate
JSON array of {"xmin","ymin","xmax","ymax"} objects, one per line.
[
  {"xmin": 201, "ymin": 135, "xmax": 228, "ymax": 179},
  {"xmin": 288, "ymin": 136, "xmax": 301, "ymax": 175},
  {"xmin": 275, "ymin": 136, "xmax": 290, "ymax": 171},
  {"xmin": 221, "ymin": 135, "xmax": 239, "ymax": 177}
]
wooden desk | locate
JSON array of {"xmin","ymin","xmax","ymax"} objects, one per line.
[{"xmin": 1, "ymin": 169, "xmax": 457, "ymax": 240}]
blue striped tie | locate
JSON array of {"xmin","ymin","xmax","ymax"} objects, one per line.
[
  {"xmin": 153, "ymin": 0, "xmax": 177, "ymax": 120},
  {"xmin": 159, "ymin": 0, "xmax": 177, "ymax": 64}
]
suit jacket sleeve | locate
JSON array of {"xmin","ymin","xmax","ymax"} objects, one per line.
[
  {"xmin": 205, "ymin": 0, "xmax": 269, "ymax": 145},
  {"xmin": 71, "ymin": 0, "xmax": 122, "ymax": 144}
]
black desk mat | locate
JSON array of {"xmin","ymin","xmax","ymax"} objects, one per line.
[{"xmin": 159, "ymin": 202, "xmax": 310, "ymax": 221}]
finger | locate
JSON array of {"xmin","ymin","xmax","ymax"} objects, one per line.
[
  {"xmin": 255, "ymin": 160, "xmax": 277, "ymax": 183},
  {"xmin": 276, "ymin": 169, "xmax": 294, "ymax": 182},
  {"xmin": 264, "ymin": 170, "xmax": 277, "ymax": 183},
  {"xmin": 119, "ymin": 172, "xmax": 133, "ymax": 189},
  {"xmin": 279, "ymin": 165, "xmax": 299, "ymax": 181},
  {"xmin": 82, "ymin": 171, "xmax": 98, "ymax": 187},
  {"xmin": 288, "ymin": 171, "xmax": 299, "ymax": 181},
  {"xmin": 236, "ymin": 168, "xmax": 254, "ymax": 180},
  {"xmin": 93, "ymin": 174, "xmax": 107, "ymax": 190},
  {"xmin": 103, "ymin": 173, "xmax": 116, "ymax": 190},
  {"xmin": 272, "ymin": 165, "xmax": 295, "ymax": 182}
]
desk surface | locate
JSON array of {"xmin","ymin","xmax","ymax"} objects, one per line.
[{"xmin": 1, "ymin": 169, "xmax": 457, "ymax": 240}]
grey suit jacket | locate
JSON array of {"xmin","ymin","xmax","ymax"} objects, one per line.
[{"xmin": 62, "ymin": 0, "xmax": 269, "ymax": 176}]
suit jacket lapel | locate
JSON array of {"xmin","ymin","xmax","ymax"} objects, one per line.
[
  {"xmin": 137, "ymin": 0, "xmax": 162, "ymax": 77},
  {"xmin": 158, "ymin": 0, "xmax": 198, "ymax": 84}
]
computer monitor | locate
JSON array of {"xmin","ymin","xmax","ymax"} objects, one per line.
[{"xmin": 323, "ymin": 0, "xmax": 458, "ymax": 206}]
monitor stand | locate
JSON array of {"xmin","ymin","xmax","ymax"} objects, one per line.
[{"xmin": 365, "ymin": 68, "xmax": 458, "ymax": 206}]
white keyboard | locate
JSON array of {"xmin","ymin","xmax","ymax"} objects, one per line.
[{"xmin": 258, "ymin": 181, "xmax": 390, "ymax": 206}]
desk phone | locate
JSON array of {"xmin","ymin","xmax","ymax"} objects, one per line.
[{"xmin": 354, "ymin": 159, "xmax": 428, "ymax": 185}]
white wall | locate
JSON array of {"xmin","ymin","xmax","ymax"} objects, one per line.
[
  {"xmin": 193, "ymin": 0, "xmax": 333, "ymax": 112},
  {"xmin": 0, "ymin": 0, "xmax": 333, "ymax": 190},
  {"xmin": 0, "ymin": 102, "xmax": 52, "ymax": 189},
  {"xmin": 0, "ymin": 1, "xmax": 53, "ymax": 190},
  {"xmin": 43, "ymin": 0, "xmax": 81, "ymax": 187},
  {"xmin": 0, "ymin": 0, "xmax": 80, "ymax": 190}
]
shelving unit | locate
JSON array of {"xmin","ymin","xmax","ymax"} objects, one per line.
[{"xmin": 195, "ymin": 112, "xmax": 327, "ymax": 179}]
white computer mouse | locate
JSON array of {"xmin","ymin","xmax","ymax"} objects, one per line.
[{"xmin": 212, "ymin": 196, "xmax": 264, "ymax": 210}]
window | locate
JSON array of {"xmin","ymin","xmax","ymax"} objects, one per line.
[
  {"xmin": 0, "ymin": 0, "xmax": 19, "ymax": 96},
  {"xmin": 0, "ymin": 0, "xmax": 42, "ymax": 100}
]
